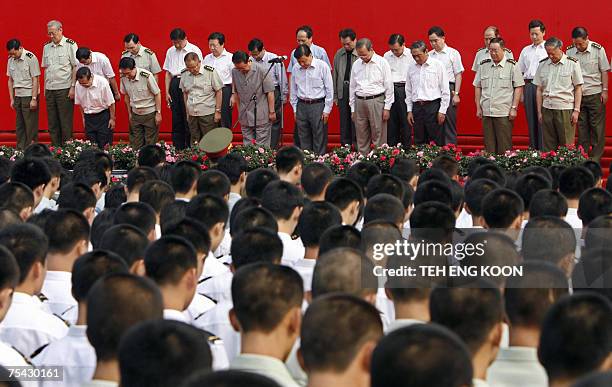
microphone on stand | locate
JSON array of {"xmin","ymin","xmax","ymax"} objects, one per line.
[{"xmin": 268, "ymin": 56, "xmax": 287, "ymax": 63}]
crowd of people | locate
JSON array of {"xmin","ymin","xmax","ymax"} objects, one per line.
[
  {"xmin": 0, "ymin": 141, "xmax": 610, "ymax": 386},
  {"xmin": 6, "ymin": 20, "xmax": 610, "ymax": 157}
]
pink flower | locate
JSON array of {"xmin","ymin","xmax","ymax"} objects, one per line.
[
  {"xmin": 258, "ymin": 147, "xmax": 265, "ymax": 153},
  {"xmin": 416, "ymin": 151, "xmax": 424, "ymax": 157},
  {"xmin": 390, "ymin": 158, "xmax": 396, "ymax": 167},
  {"xmin": 380, "ymin": 155, "xmax": 387, "ymax": 161},
  {"xmin": 392, "ymin": 148, "xmax": 400, "ymax": 156},
  {"xmin": 251, "ymin": 139, "xmax": 257, "ymax": 145},
  {"xmin": 192, "ymin": 155, "xmax": 198, "ymax": 161}
]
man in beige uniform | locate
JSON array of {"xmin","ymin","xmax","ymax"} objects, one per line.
[
  {"xmin": 122, "ymin": 33, "xmax": 162, "ymax": 84},
  {"xmin": 179, "ymin": 52, "xmax": 223, "ymax": 145},
  {"xmin": 474, "ymin": 38, "xmax": 525, "ymax": 154},
  {"xmin": 42, "ymin": 20, "xmax": 78, "ymax": 146},
  {"xmin": 6, "ymin": 39, "xmax": 40, "ymax": 149},
  {"xmin": 471, "ymin": 26, "xmax": 514, "ymax": 72},
  {"xmin": 534, "ymin": 37, "xmax": 583, "ymax": 152},
  {"xmin": 566, "ymin": 27, "xmax": 610, "ymax": 162},
  {"xmin": 119, "ymin": 57, "xmax": 162, "ymax": 149}
]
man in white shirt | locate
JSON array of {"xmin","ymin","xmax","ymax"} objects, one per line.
[
  {"xmin": 203, "ymin": 32, "xmax": 234, "ymax": 129},
  {"xmin": 518, "ymin": 19, "xmax": 548, "ymax": 150},
  {"xmin": 75, "ymin": 67, "xmax": 116, "ymax": 149},
  {"xmin": 487, "ymin": 262, "xmax": 568, "ymax": 387},
  {"xmin": 216, "ymin": 153, "xmax": 247, "ymax": 216},
  {"xmin": 34, "ymin": 251, "xmax": 129, "ymax": 387},
  {"xmin": 384, "ymin": 33, "xmax": 415, "ymax": 147},
  {"xmin": 559, "ymin": 166, "xmax": 595, "ymax": 231},
  {"xmin": 405, "ymin": 40, "xmax": 450, "ymax": 146},
  {"xmin": 428, "ymin": 26, "xmax": 464, "ymax": 145},
  {"xmin": 349, "ymin": 38, "xmax": 394, "ymax": 155},
  {"xmin": 0, "ymin": 224, "xmax": 69, "ymax": 358},
  {"xmin": 290, "ymin": 44, "xmax": 333, "ymax": 155},
  {"xmin": 163, "ymin": 28, "xmax": 203, "ymax": 150},
  {"xmin": 76, "ymin": 48, "xmax": 120, "ymax": 100}
]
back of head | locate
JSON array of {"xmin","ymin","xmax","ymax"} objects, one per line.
[
  {"xmin": 538, "ymin": 292, "xmax": 612, "ymax": 382},
  {"xmin": 319, "ymin": 225, "xmax": 364, "ymax": 255},
  {"xmin": 186, "ymin": 194, "xmax": 229, "ymax": 229},
  {"xmin": 559, "ymin": 166, "xmax": 595, "ymax": 200},
  {"xmin": 10, "ymin": 158, "xmax": 51, "ymax": 191},
  {"xmin": 409, "ymin": 202, "xmax": 455, "ymax": 243},
  {"xmin": 515, "ymin": 173, "xmax": 552, "ymax": 211},
  {"xmin": 163, "ymin": 218, "xmax": 211, "ymax": 256},
  {"xmin": 126, "ymin": 166, "xmax": 159, "ymax": 194},
  {"xmin": 43, "ymin": 209, "xmax": 90, "ymax": 255},
  {"xmin": 137, "ymin": 145, "xmax": 165, "ymax": 168},
  {"xmin": 413, "ymin": 181, "xmax": 452, "ymax": 208},
  {"xmin": 521, "ymin": 166, "xmax": 553, "ymax": 184},
  {"xmin": 466, "ymin": 157, "xmax": 494, "ymax": 179},
  {"xmin": 417, "ymin": 168, "xmax": 452, "ymax": 188},
  {"xmin": 0, "ymin": 245, "xmax": 19, "ymax": 293},
  {"xmin": 582, "ymin": 160, "xmax": 602, "ymax": 184},
  {"xmin": 245, "ymin": 168, "xmax": 279, "ymax": 199},
  {"xmin": 0, "ymin": 158, "xmax": 12, "ymax": 186},
  {"xmin": 104, "ymin": 185, "xmax": 127, "ymax": 209},
  {"xmin": 366, "ymin": 174, "xmax": 405, "ymax": 201},
  {"xmin": 324, "ymin": 177, "xmax": 363, "ymax": 211},
  {"xmin": 460, "ymin": 232, "xmax": 520, "ymax": 286},
  {"xmin": 231, "ymin": 228, "xmax": 283, "ymax": 269},
  {"xmin": 312, "ymin": 247, "xmax": 375, "ymax": 299},
  {"xmin": 584, "ymin": 215, "xmax": 612, "ymax": 256},
  {"xmin": 0, "ymin": 182, "xmax": 34, "ymax": 215},
  {"xmin": 216, "ymin": 153, "xmax": 248, "ymax": 185},
  {"xmin": 139, "ymin": 180, "xmax": 175, "ymax": 214},
  {"xmin": 100, "ymin": 224, "xmax": 149, "ymax": 268},
  {"xmin": 301, "ymin": 294, "xmax": 383, "ymax": 373},
  {"xmin": 160, "ymin": 201, "xmax": 187, "ymax": 233},
  {"xmin": 390, "ymin": 158, "xmax": 419, "ymax": 183},
  {"xmin": 430, "ymin": 280, "xmax": 504, "ymax": 353},
  {"xmin": 261, "ymin": 180, "xmax": 304, "ymax": 220},
  {"xmin": 301, "ymin": 163, "xmax": 333, "ymax": 198},
  {"xmin": 470, "ymin": 164, "xmax": 506, "ymax": 186},
  {"xmin": 522, "ymin": 216, "xmax": 576, "ymax": 266},
  {"xmin": 364, "ymin": 193, "xmax": 404, "ymax": 226},
  {"xmin": 113, "ymin": 202, "xmax": 157, "ymax": 236},
  {"xmin": 230, "ymin": 206, "xmax": 277, "ymax": 237},
  {"xmin": 231, "ymin": 263, "xmax": 303, "ymax": 333},
  {"xmin": 24, "ymin": 143, "xmax": 52, "ymax": 158},
  {"xmin": 71, "ymin": 250, "xmax": 129, "ymax": 303},
  {"xmin": 0, "ymin": 224, "xmax": 48, "ymax": 284},
  {"xmin": 578, "ymin": 188, "xmax": 612, "ymax": 227},
  {"xmin": 371, "ymin": 324, "xmax": 473, "ymax": 387},
  {"xmin": 464, "ymin": 179, "xmax": 500, "ymax": 218},
  {"xmin": 572, "ymin": 371, "xmax": 612, "ymax": 387},
  {"xmin": 432, "ymin": 154, "xmax": 459, "ymax": 179},
  {"xmin": 57, "ymin": 183, "xmax": 97, "ymax": 213},
  {"xmin": 347, "ymin": 161, "xmax": 380, "ymax": 196},
  {"xmin": 0, "ymin": 209, "xmax": 21, "ymax": 232},
  {"xmin": 87, "ymin": 273, "xmax": 163, "ymax": 361},
  {"xmin": 182, "ymin": 370, "xmax": 282, "ymax": 387},
  {"xmin": 482, "ymin": 188, "xmax": 524, "ymax": 229},
  {"xmin": 549, "ymin": 165, "xmax": 566, "ymax": 191},
  {"xmin": 297, "ymin": 202, "xmax": 342, "ymax": 248},
  {"xmin": 275, "ymin": 146, "xmax": 304, "ymax": 175},
  {"xmin": 197, "ymin": 170, "xmax": 231, "ymax": 198},
  {"xmin": 504, "ymin": 261, "xmax": 568, "ymax": 328},
  {"xmin": 144, "ymin": 236, "xmax": 197, "ymax": 286},
  {"xmin": 529, "ymin": 189, "xmax": 568, "ymax": 218},
  {"xmin": 362, "ymin": 221, "xmax": 402, "ymax": 262},
  {"xmin": 170, "ymin": 161, "xmax": 200, "ymax": 194},
  {"xmin": 119, "ymin": 320, "xmax": 212, "ymax": 387}
]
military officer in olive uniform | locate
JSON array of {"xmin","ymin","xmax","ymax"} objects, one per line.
[
  {"xmin": 122, "ymin": 33, "xmax": 162, "ymax": 84},
  {"xmin": 179, "ymin": 52, "xmax": 224, "ymax": 145},
  {"xmin": 474, "ymin": 38, "xmax": 525, "ymax": 154},
  {"xmin": 6, "ymin": 39, "xmax": 41, "ymax": 149},
  {"xmin": 42, "ymin": 20, "xmax": 78, "ymax": 146},
  {"xmin": 534, "ymin": 37, "xmax": 584, "ymax": 152},
  {"xmin": 566, "ymin": 27, "xmax": 610, "ymax": 162},
  {"xmin": 119, "ymin": 57, "xmax": 162, "ymax": 149},
  {"xmin": 471, "ymin": 26, "xmax": 514, "ymax": 72}
]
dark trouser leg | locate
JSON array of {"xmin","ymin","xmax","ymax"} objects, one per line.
[
  {"xmin": 270, "ymin": 87, "xmax": 282, "ymax": 149},
  {"xmin": 220, "ymin": 85, "xmax": 233, "ymax": 129},
  {"xmin": 388, "ymin": 86, "xmax": 410, "ymax": 147},
  {"xmin": 170, "ymin": 77, "xmax": 189, "ymax": 150},
  {"xmin": 482, "ymin": 117, "xmax": 496, "ymax": 153},
  {"xmin": 14, "ymin": 97, "xmax": 28, "ymax": 150},
  {"xmin": 296, "ymin": 102, "xmax": 313, "ymax": 152},
  {"xmin": 494, "ymin": 116, "xmax": 514, "ymax": 154},
  {"xmin": 55, "ymin": 88, "xmax": 74, "ymax": 144},
  {"xmin": 84, "ymin": 109, "xmax": 111, "ymax": 149},
  {"xmin": 45, "ymin": 89, "xmax": 60, "ymax": 146},
  {"xmin": 578, "ymin": 93, "xmax": 606, "ymax": 162},
  {"xmin": 422, "ymin": 100, "xmax": 443, "ymax": 145},
  {"xmin": 524, "ymin": 82, "xmax": 543, "ymax": 149},
  {"xmin": 22, "ymin": 96, "xmax": 39, "ymax": 147},
  {"xmin": 304, "ymin": 102, "xmax": 328, "ymax": 155},
  {"xmin": 413, "ymin": 104, "xmax": 426, "ymax": 145},
  {"xmin": 443, "ymin": 83, "xmax": 457, "ymax": 145},
  {"xmin": 339, "ymin": 83, "xmax": 356, "ymax": 147},
  {"xmin": 542, "ymin": 108, "xmax": 557, "ymax": 151},
  {"xmin": 556, "ymin": 109, "xmax": 574, "ymax": 147}
]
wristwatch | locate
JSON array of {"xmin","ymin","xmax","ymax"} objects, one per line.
[
  {"xmin": 511, "ymin": 106, "xmax": 517, "ymax": 109},
  {"xmin": 573, "ymin": 108, "xmax": 580, "ymax": 112},
  {"xmin": 32, "ymin": 96, "xmax": 37, "ymax": 101},
  {"xmin": 215, "ymin": 108, "xmax": 221, "ymax": 113}
]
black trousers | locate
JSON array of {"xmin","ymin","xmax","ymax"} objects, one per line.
[
  {"xmin": 170, "ymin": 76, "xmax": 190, "ymax": 150},
  {"xmin": 84, "ymin": 109, "xmax": 112, "ymax": 149},
  {"xmin": 270, "ymin": 86, "xmax": 282, "ymax": 149},
  {"xmin": 443, "ymin": 82, "xmax": 457, "ymax": 145},
  {"xmin": 413, "ymin": 99, "xmax": 443, "ymax": 145},
  {"xmin": 339, "ymin": 82, "xmax": 356, "ymax": 147},
  {"xmin": 388, "ymin": 84, "xmax": 411, "ymax": 147},
  {"xmin": 221, "ymin": 84, "xmax": 233, "ymax": 129}
]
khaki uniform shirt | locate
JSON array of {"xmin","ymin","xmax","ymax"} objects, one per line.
[
  {"xmin": 473, "ymin": 57, "xmax": 525, "ymax": 117},
  {"xmin": 42, "ymin": 36, "xmax": 78, "ymax": 90},
  {"xmin": 121, "ymin": 45, "xmax": 162, "ymax": 74},
  {"xmin": 232, "ymin": 62, "xmax": 275, "ymax": 127},
  {"xmin": 120, "ymin": 68, "xmax": 160, "ymax": 115},
  {"xmin": 471, "ymin": 47, "xmax": 514, "ymax": 72},
  {"xmin": 7, "ymin": 49, "xmax": 41, "ymax": 97},
  {"xmin": 179, "ymin": 64, "xmax": 223, "ymax": 116},
  {"xmin": 534, "ymin": 55, "xmax": 584, "ymax": 110},
  {"xmin": 566, "ymin": 41, "xmax": 610, "ymax": 96}
]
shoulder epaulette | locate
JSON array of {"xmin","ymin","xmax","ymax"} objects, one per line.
[
  {"xmin": 65, "ymin": 38, "xmax": 76, "ymax": 45},
  {"xmin": 144, "ymin": 48, "xmax": 154, "ymax": 55},
  {"xmin": 201, "ymin": 330, "xmax": 223, "ymax": 344},
  {"xmin": 291, "ymin": 233, "xmax": 299, "ymax": 240},
  {"xmin": 476, "ymin": 47, "xmax": 486, "ymax": 53},
  {"xmin": 591, "ymin": 42, "xmax": 602, "ymax": 49},
  {"xmin": 567, "ymin": 56, "xmax": 578, "ymax": 62},
  {"xmin": 539, "ymin": 57, "xmax": 549, "ymax": 63},
  {"xmin": 507, "ymin": 58, "xmax": 517, "ymax": 65},
  {"xmin": 181, "ymin": 68, "xmax": 188, "ymax": 73},
  {"xmin": 566, "ymin": 44, "xmax": 575, "ymax": 50},
  {"xmin": 29, "ymin": 344, "xmax": 49, "ymax": 360},
  {"xmin": 53, "ymin": 313, "xmax": 71, "ymax": 327},
  {"xmin": 203, "ymin": 65, "xmax": 214, "ymax": 72},
  {"xmin": 140, "ymin": 70, "xmax": 150, "ymax": 78},
  {"xmin": 504, "ymin": 47, "xmax": 512, "ymax": 53},
  {"xmin": 480, "ymin": 58, "xmax": 492, "ymax": 65},
  {"xmin": 121, "ymin": 49, "xmax": 128, "ymax": 55},
  {"xmin": 25, "ymin": 52, "xmax": 33, "ymax": 59}
]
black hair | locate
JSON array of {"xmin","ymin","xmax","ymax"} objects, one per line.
[
  {"xmin": 427, "ymin": 26, "xmax": 445, "ymax": 37},
  {"xmin": 390, "ymin": 158, "xmax": 419, "ymax": 183},
  {"xmin": 123, "ymin": 33, "xmax": 139, "ymax": 44},
  {"xmin": 275, "ymin": 146, "xmax": 304, "ymax": 174},
  {"xmin": 138, "ymin": 145, "xmax": 165, "ymax": 168},
  {"xmin": 139, "ymin": 180, "xmax": 175, "ymax": 214},
  {"xmin": 113, "ymin": 202, "xmax": 157, "ymax": 236},
  {"xmin": 170, "ymin": 161, "xmax": 200, "ymax": 194},
  {"xmin": 515, "ymin": 173, "xmax": 553, "ymax": 210},
  {"xmin": 10, "ymin": 158, "xmax": 51, "ymax": 191},
  {"xmin": 230, "ymin": 207, "xmax": 278, "ymax": 237},
  {"xmin": 119, "ymin": 57, "xmax": 136, "ymax": 70},
  {"xmin": 409, "ymin": 202, "xmax": 455, "ymax": 244},
  {"xmin": 105, "ymin": 185, "xmax": 127, "ymax": 209},
  {"xmin": 312, "ymin": 248, "xmax": 375, "ymax": 298},
  {"xmin": 582, "ymin": 160, "xmax": 602, "ymax": 182},
  {"xmin": 413, "ymin": 181, "xmax": 452, "ymax": 208},
  {"xmin": 44, "ymin": 209, "xmax": 90, "ymax": 254},
  {"xmin": 559, "ymin": 166, "xmax": 594, "ymax": 199},
  {"xmin": 482, "ymin": 188, "xmax": 524, "ymax": 228},
  {"xmin": 301, "ymin": 163, "xmax": 333, "ymax": 198},
  {"xmin": 549, "ymin": 165, "xmax": 567, "ymax": 191},
  {"xmin": 522, "ymin": 216, "xmax": 576, "ymax": 265},
  {"xmin": 144, "ymin": 236, "xmax": 197, "ymax": 285},
  {"xmin": 231, "ymin": 51, "xmax": 249, "ymax": 64},
  {"xmin": 126, "ymin": 166, "xmax": 159, "ymax": 193},
  {"xmin": 293, "ymin": 44, "xmax": 312, "ymax": 59},
  {"xmin": 363, "ymin": 193, "xmax": 404, "ymax": 226},
  {"xmin": 216, "ymin": 153, "xmax": 247, "ymax": 185},
  {"xmin": 6, "ymin": 39, "xmax": 21, "ymax": 51},
  {"xmin": 578, "ymin": 188, "xmax": 612, "ymax": 227},
  {"xmin": 528, "ymin": 19, "xmax": 546, "ymax": 32},
  {"xmin": 169, "ymin": 28, "xmax": 186, "ymax": 40},
  {"xmin": 388, "ymin": 33, "xmax": 405, "ymax": 46},
  {"xmin": 245, "ymin": 168, "xmax": 279, "ymax": 199},
  {"xmin": 0, "ymin": 182, "xmax": 34, "ymax": 215},
  {"xmin": 319, "ymin": 225, "xmax": 364, "ymax": 256},
  {"xmin": 75, "ymin": 47, "xmax": 92, "ymax": 61},
  {"xmin": 261, "ymin": 180, "xmax": 304, "ymax": 220},
  {"xmin": 449, "ymin": 180, "xmax": 464, "ymax": 213},
  {"xmin": 347, "ymin": 162, "xmax": 380, "ymax": 195},
  {"xmin": 296, "ymin": 25, "xmax": 313, "ymax": 38},
  {"xmin": 208, "ymin": 32, "xmax": 225, "ymax": 45},
  {"xmin": 471, "ymin": 164, "xmax": 506, "ymax": 186},
  {"xmin": 0, "ymin": 208, "xmax": 21, "ymax": 230},
  {"xmin": 529, "ymin": 189, "xmax": 568, "ymax": 218},
  {"xmin": 247, "ymin": 38, "xmax": 264, "ymax": 52},
  {"xmin": 163, "ymin": 218, "xmax": 211, "ymax": 256},
  {"xmin": 339, "ymin": 28, "xmax": 356, "ymax": 40},
  {"xmin": 57, "ymin": 183, "xmax": 97, "ymax": 213},
  {"xmin": 416, "ymin": 168, "xmax": 452, "ymax": 188},
  {"xmin": 90, "ymin": 209, "xmax": 116, "ymax": 249},
  {"xmin": 231, "ymin": 228, "xmax": 283, "ymax": 269},
  {"xmin": 182, "ymin": 370, "xmax": 282, "ymax": 387},
  {"xmin": 75, "ymin": 66, "xmax": 91, "ymax": 80},
  {"xmin": 197, "ymin": 170, "xmax": 231, "ymax": 198},
  {"xmin": 0, "ymin": 245, "xmax": 19, "ymax": 290},
  {"xmin": 71, "ymin": 250, "xmax": 129, "ymax": 302},
  {"xmin": 297, "ymin": 202, "xmax": 342, "ymax": 247},
  {"xmin": 325, "ymin": 177, "xmax": 363, "ymax": 211},
  {"xmin": 432, "ymin": 154, "xmax": 458, "ymax": 178},
  {"xmin": 100, "ymin": 224, "xmax": 149, "ymax": 268},
  {"xmin": 366, "ymin": 174, "xmax": 405, "ymax": 200},
  {"xmin": 0, "ymin": 224, "xmax": 48, "ymax": 284},
  {"xmin": 160, "ymin": 201, "xmax": 188, "ymax": 234},
  {"xmin": 186, "ymin": 194, "xmax": 228, "ymax": 230},
  {"xmin": 23, "ymin": 143, "xmax": 52, "ymax": 158}
]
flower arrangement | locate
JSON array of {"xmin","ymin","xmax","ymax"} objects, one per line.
[
  {"xmin": 107, "ymin": 142, "xmax": 137, "ymax": 170},
  {"xmin": 230, "ymin": 144, "xmax": 276, "ymax": 171},
  {"xmin": 176, "ymin": 147, "xmax": 212, "ymax": 170},
  {"xmin": 0, "ymin": 146, "xmax": 23, "ymax": 161},
  {"xmin": 49, "ymin": 139, "xmax": 98, "ymax": 169},
  {"xmin": 304, "ymin": 145, "xmax": 363, "ymax": 175}
]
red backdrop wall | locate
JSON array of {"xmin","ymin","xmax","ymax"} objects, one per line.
[{"xmin": 2, "ymin": 0, "xmax": 611, "ymax": 142}]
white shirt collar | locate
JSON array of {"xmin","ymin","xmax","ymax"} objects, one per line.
[{"xmin": 164, "ymin": 309, "xmax": 189, "ymax": 323}]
